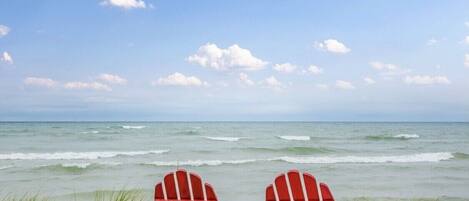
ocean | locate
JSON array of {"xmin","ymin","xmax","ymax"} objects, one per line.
[{"xmin": 0, "ymin": 122, "xmax": 468, "ymax": 201}]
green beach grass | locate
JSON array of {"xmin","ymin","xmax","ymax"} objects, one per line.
[{"xmin": 1, "ymin": 190, "xmax": 145, "ymax": 201}]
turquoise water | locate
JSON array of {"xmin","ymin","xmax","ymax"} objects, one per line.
[{"xmin": 0, "ymin": 122, "xmax": 468, "ymax": 201}]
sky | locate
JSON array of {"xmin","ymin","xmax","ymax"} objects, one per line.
[{"xmin": 0, "ymin": 0, "xmax": 469, "ymax": 121}]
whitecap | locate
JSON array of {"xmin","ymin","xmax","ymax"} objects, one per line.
[
  {"xmin": 276, "ymin": 152, "xmax": 454, "ymax": 164},
  {"xmin": 204, "ymin": 136, "xmax": 241, "ymax": 142},
  {"xmin": 145, "ymin": 159, "xmax": 257, "ymax": 167},
  {"xmin": 121, "ymin": 125, "xmax": 146, "ymax": 129},
  {"xmin": 61, "ymin": 162, "xmax": 92, "ymax": 169},
  {"xmin": 81, "ymin": 130, "xmax": 100, "ymax": 134},
  {"xmin": 0, "ymin": 150, "xmax": 169, "ymax": 160},
  {"xmin": 393, "ymin": 134, "xmax": 420, "ymax": 139},
  {"xmin": 0, "ymin": 165, "xmax": 14, "ymax": 170},
  {"xmin": 278, "ymin": 136, "xmax": 311, "ymax": 141}
]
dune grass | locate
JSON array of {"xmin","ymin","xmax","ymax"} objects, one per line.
[
  {"xmin": 1, "ymin": 190, "xmax": 145, "ymax": 201},
  {"xmin": 0, "ymin": 194, "xmax": 49, "ymax": 201}
]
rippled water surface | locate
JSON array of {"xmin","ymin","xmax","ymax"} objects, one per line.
[{"xmin": 0, "ymin": 122, "xmax": 468, "ymax": 200}]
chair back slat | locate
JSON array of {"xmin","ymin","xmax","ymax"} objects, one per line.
[
  {"xmin": 266, "ymin": 184, "xmax": 276, "ymax": 201},
  {"xmin": 190, "ymin": 173, "xmax": 204, "ymax": 200},
  {"xmin": 155, "ymin": 183, "xmax": 164, "ymax": 200},
  {"xmin": 287, "ymin": 171, "xmax": 305, "ymax": 201},
  {"xmin": 176, "ymin": 170, "xmax": 191, "ymax": 200},
  {"xmin": 274, "ymin": 174, "xmax": 291, "ymax": 201},
  {"xmin": 319, "ymin": 183, "xmax": 334, "ymax": 201},
  {"xmin": 303, "ymin": 173, "xmax": 320, "ymax": 201},
  {"xmin": 164, "ymin": 173, "xmax": 178, "ymax": 199}
]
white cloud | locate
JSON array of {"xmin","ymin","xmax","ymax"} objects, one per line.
[
  {"xmin": 24, "ymin": 77, "xmax": 57, "ymax": 88},
  {"xmin": 465, "ymin": 54, "xmax": 469, "ymax": 68},
  {"xmin": 315, "ymin": 84, "xmax": 329, "ymax": 90},
  {"xmin": 239, "ymin": 73, "xmax": 255, "ymax": 86},
  {"xmin": 0, "ymin": 25, "xmax": 10, "ymax": 37},
  {"xmin": 187, "ymin": 43, "xmax": 268, "ymax": 71},
  {"xmin": 307, "ymin": 65, "xmax": 323, "ymax": 75},
  {"xmin": 98, "ymin": 73, "xmax": 127, "ymax": 85},
  {"xmin": 64, "ymin": 82, "xmax": 112, "ymax": 91},
  {"xmin": 315, "ymin": 39, "xmax": 351, "ymax": 54},
  {"xmin": 1, "ymin": 51, "xmax": 13, "ymax": 64},
  {"xmin": 335, "ymin": 80, "xmax": 355, "ymax": 90},
  {"xmin": 465, "ymin": 36, "xmax": 469, "ymax": 45},
  {"xmin": 273, "ymin": 63, "xmax": 296, "ymax": 73},
  {"xmin": 404, "ymin": 75, "xmax": 450, "ymax": 85},
  {"xmin": 465, "ymin": 22, "xmax": 469, "ymax": 28},
  {"xmin": 262, "ymin": 76, "xmax": 284, "ymax": 89},
  {"xmin": 100, "ymin": 0, "xmax": 146, "ymax": 9},
  {"xmin": 154, "ymin": 72, "xmax": 207, "ymax": 87},
  {"xmin": 363, "ymin": 77, "xmax": 376, "ymax": 85},
  {"xmin": 427, "ymin": 38, "xmax": 438, "ymax": 46},
  {"xmin": 369, "ymin": 61, "xmax": 410, "ymax": 77}
]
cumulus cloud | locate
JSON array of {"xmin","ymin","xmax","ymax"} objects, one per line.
[
  {"xmin": 100, "ymin": 0, "xmax": 146, "ymax": 9},
  {"xmin": 465, "ymin": 54, "xmax": 469, "ymax": 68},
  {"xmin": 369, "ymin": 61, "xmax": 410, "ymax": 77},
  {"xmin": 64, "ymin": 82, "xmax": 112, "ymax": 91},
  {"xmin": 0, "ymin": 25, "xmax": 10, "ymax": 37},
  {"xmin": 98, "ymin": 73, "xmax": 127, "ymax": 85},
  {"xmin": 154, "ymin": 72, "xmax": 207, "ymax": 87},
  {"xmin": 404, "ymin": 75, "xmax": 450, "ymax": 85},
  {"xmin": 465, "ymin": 36, "xmax": 469, "ymax": 45},
  {"xmin": 261, "ymin": 76, "xmax": 284, "ymax": 89},
  {"xmin": 187, "ymin": 43, "xmax": 268, "ymax": 71},
  {"xmin": 335, "ymin": 80, "xmax": 355, "ymax": 90},
  {"xmin": 1, "ymin": 51, "xmax": 13, "ymax": 64},
  {"xmin": 363, "ymin": 77, "xmax": 376, "ymax": 85},
  {"xmin": 239, "ymin": 73, "xmax": 255, "ymax": 86},
  {"xmin": 315, "ymin": 39, "xmax": 351, "ymax": 54},
  {"xmin": 273, "ymin": 63, "xmax": 296, "ymax": 73},
  {"xmin": 306, "ymin": 65, "xmax": 323, "ymax": 75},
  {"xmin": 24, "ymin": 77, "xmax": 57, "ymax": 88},
  {"xmin": 465, "ymin": 22, "xmax": 469, "ymax": 28}
]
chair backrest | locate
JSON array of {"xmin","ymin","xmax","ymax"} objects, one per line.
[
  {"xmin": 265, "ymin": 170, "xmax": 334, "ymax": 201},
  {"xmin": 155, "ymin": 169, "xmax": 218, "ymax": 201}
]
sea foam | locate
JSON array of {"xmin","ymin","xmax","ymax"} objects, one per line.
[
  {"xmin": 0, "ymin": 150, "xmax": 169, "ymax": 160},
  {"xmin": 278, "ymin": 136, "xmax": 311, "ymax": 141},
  {"xmin": 204, "ymin": 136, "xmax": 241, "ymax": 142},
  {"xmin": 145, "ymin": 159, "xmax": 257, "ymax": 167},
  {"xmin": 277, "ymin": 152, "xmax": 453, "ymax": 164},
  {"xmin": 121, "ymin": 125, "xmax": 146, "ymax": 129},
  {"xmin": 393, "ymin": 134, "xmax": 420, "ymax": 139}
]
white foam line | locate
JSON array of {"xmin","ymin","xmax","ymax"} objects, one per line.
[{"xmin": 0, "ymin": 150, "xmax": 169, "ymax": 160}]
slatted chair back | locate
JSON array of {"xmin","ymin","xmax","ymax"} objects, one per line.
[
  {"xmin": 155, "ymin": 169, "xmax": 218, "ymax": 201},
  {"xmin": 265, "ymin": 170, "xmax": 334, "ymax": 201}
]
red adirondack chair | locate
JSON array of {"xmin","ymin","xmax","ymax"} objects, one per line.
[
  {"xmin": 266, "ymin": 170, "xmax": 334, "ymax": 201},
  {"xmin": 154, "ymin": 169, "xmax": 218, "ymax": 201}
]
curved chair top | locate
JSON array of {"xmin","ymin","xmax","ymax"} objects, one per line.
[
  {"xmin": 266, "ymin": 170, "xmax": 334, "ymax": 201},
  {"xmin": 155, "ymin": 169, "xmax": 217, "ymax": 201}
]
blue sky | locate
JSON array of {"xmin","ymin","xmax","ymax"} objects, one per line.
[{"xmin": 0, "ymin": 0, "xmax": 468, "ymax": 121}]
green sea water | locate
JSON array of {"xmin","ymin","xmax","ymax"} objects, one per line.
[{"xmin": 0, "ymin": 122, "xmax": 468, "ymax": 201}]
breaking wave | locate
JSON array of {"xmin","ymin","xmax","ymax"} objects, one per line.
[
  {"xmin": 143, "ymin": 152, "xmax": 456, "ymax": 167},
  {"xmin": 366, "ymin": 134, "xmax": 420, "ymax": 140},
  {"xmin": 121, "ymin": 125, "xmax": 146, "ymax": 129},
  {"xmin": 276, "ymin": 152, "xmax": 454, "ymax": 164},
  {"xmin": 241, "ymin": 146, "xmax": 333, "ymax": 154},
  {"xmin": 204, "ymin": 136, "xmax": 241, "ymax": 142},
  {"xmin": 0, "ymin": 150, "xmax": 169, "ymax": 160},
  {"xmin": 278, "ymin": 136, "xmax": 311, "ymax": 141},
  {"xmin": 144, "ymin": 159, "xmax": 258, "ymax": 167},
  {"xmin": 0, "ymin": 165, "xmax": 14, "ymax": 170}
]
